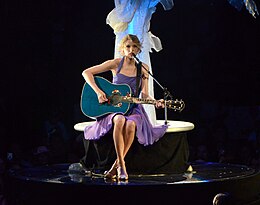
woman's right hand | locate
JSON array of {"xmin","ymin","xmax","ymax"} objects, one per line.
[{"xmin": 97, "ymin": 91, "xmax": 108, "ymax": 103}]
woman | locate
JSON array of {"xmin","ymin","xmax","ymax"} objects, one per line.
[{"xmin": 82, "ymin": 34, "xmax": 168, "ymax": 180}]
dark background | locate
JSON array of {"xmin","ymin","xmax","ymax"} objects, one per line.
[{"xmin": 1, "ymin": 0, "xmax": 260, "ymax": 157}]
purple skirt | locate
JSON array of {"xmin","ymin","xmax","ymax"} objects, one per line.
[{"xmin": 84, "ymin": 104, "xmax": 168, "ymax": 146}]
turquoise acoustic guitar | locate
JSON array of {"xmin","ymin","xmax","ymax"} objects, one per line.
[{"xmin": 81, "ymin": 76, "xmax": 185, "ymax": 119}]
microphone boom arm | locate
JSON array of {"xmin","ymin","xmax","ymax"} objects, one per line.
[{"xmin": 132, "ymin": 54, "xmax": 174, "ymax": 125}]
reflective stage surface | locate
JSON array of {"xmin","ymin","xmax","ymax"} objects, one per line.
[
  {"xmin": 7, "ymin": 162, "xmax": 260, "ymax": 205},
  {"xmin": 7, "ymin": 162, "xmax": 257, "ymax": 185}
]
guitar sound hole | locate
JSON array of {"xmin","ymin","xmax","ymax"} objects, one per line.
[{"xmin": 109, "ymin": 93, "xmax": 121, "ymax": 106}]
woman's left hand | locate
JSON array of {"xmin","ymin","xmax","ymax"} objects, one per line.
[{"xmin": 155, "ymin": 99, "xmax": 165, "ymax": 109}]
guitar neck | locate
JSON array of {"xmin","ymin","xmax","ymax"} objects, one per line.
[
  {"xmin": 120, "ymin": 96, "xmax": 185, "ymax": 111},
  {"xmin": 121, "ymin": 96, "xmax": 157, "ymax": 105}
]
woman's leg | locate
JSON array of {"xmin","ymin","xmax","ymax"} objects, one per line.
[
  {"xmin": 113, "ymin": 115, "xmax": 126, "ymax": 165},
  {"xmin": 104, "ymin": 115, "xmax": 125, "ymax": 179},
  {"xmin": 117, "ymin": 119, "xmax": 136, "ymax": 179},
  {"xmin": 122, "ymin": 119, "xmax": 136, "ymax": 158}
]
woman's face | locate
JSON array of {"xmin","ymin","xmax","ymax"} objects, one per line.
[{"xmin": 122, "ymin": 40, "xmax": 140, "ymax": 58}]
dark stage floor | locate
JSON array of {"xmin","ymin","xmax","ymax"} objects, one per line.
[{"xmin": 6, "ymin": 162, "xmax": 260, "ymax": 205}]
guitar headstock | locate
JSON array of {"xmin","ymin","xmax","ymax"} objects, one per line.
[{"xmin": 166, "ymin": 99, "xmax": 185, "ymax": 112}]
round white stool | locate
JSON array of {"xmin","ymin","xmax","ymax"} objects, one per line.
[{"xmin": 74, "ymin": 120, "xmax": 195, "ymax": 133}]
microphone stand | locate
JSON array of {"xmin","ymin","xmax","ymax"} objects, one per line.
[{"xmin": 133, "ymin": 54, "xmax": 173, "ymax": 125}]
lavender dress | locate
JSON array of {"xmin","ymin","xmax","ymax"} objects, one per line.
[{"xmin": 83, "ymin": 59, "xmax": 168, "ymax": 146}]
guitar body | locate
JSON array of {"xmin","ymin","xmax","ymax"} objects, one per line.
[{"xmin": 81, "ymin": 76, "xmax": 132, "ymax": 119}]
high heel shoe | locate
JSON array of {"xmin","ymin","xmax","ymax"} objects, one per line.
[
  {"xmin": 104, "ymin": 170, "xmax": 117, "ymax": 180},
  {"xmin": 117, "ymin": 166, "xmax": 128, "ymax": 181},
  {"xmin": 104, "ymin": 162, "xmax": 118, "ymax": 179}
]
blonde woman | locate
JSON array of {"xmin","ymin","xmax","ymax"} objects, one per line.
[{"xmin": 82, "ymin": 34, "xmax": 167, "ymax": 181}]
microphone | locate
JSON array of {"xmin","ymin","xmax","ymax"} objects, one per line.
[{"xmin": 132, "ymin": 53, "xmax": 141, "ymax": 64}]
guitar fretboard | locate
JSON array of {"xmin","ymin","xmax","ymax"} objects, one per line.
[{"xmin": 121, "ymin": 96, "xmax": 157, "ymax": 105}]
